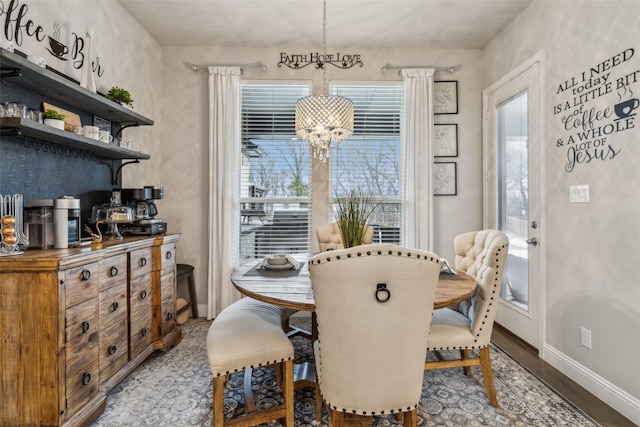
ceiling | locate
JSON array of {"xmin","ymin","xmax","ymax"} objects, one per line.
[{"xmin": 117, "ymin": 0, "xmax": 532, "ymax": 49}]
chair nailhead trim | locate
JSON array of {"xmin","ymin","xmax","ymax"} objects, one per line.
[
  {"xmin": 213, "ymin": 356, "xmax": 293, "ymax": 377},
  {"xmin": 322, "ymin": 404, "xmax": 423, "ymax": 416}
]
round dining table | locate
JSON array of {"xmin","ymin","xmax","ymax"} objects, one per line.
[{"xmin": 231, "ymin": 252, "xmax": 477, "ymax": 312}]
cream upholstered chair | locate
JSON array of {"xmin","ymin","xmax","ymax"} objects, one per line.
[
  {"xmin": 316, "ymin": 221, "xmax": 374, "ymax": 252},
  {"xmin": 424, "ymin": 229, "xmax": 509, "ymax": 407},
  {"xmin": 206, "ymin": 298, "xmax": 295, "ymax": 427},
  {"xmin": 309, "ymin": 244, "xmax": 441, "ymax": 427}
]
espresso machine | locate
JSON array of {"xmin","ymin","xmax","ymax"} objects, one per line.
[{"xmin": 118, "ymin": 186, "xmax": 167, "ymax": 235}]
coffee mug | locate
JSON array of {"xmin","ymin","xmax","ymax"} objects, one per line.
[
  {"xmin": 614, "ymin": 98, "xmax": 639, "ymax": 119},
  {"xmin": 27, "ymin": 55, "xmax": 46, "ymax": 68},
  {"xmin": 0, "ymin": 40, "xmax": 15, "ymax": 52},
  {"xmin": 98, "ymin": 130, "xmax": 113, "ymax": 143},
  {"xmin": 83, "ymin": 125, "xmax": 100, "ymax": 140},
  {"xmin": 73, "ymin": 126, "xmax": 83, "ymax": 135}
]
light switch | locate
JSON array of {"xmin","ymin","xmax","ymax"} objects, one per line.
[{"xmin": 569, "ymin": 185, "xmax": 589, "ymax": 203}]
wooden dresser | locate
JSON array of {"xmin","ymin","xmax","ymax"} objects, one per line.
[{"xmin": 0, "ymin": 234, "xmax": 181, "ymax": 427}]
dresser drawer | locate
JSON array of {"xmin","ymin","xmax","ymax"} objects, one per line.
[
  {"xmin": 130, "ymin": 307, "xmax": 153, "ymax": 358},
  {"xmin": 66, "ymin": 297, "xmax": 99, "ymax": 344},
  {"xmin": 160, "ymin": 266, "xmax": 176, "ymax": 302},
  {"xmin": 159, "ymin": 242, "xmax": 176, "ymax": 270},
  {"xmin": 99, "ymin": 282, "xmax": 127, "ymax": 330},
  {"xmin": 99, "ymin": 253, "xmax": 128, "ymax": 291},
  {"xmin": 130, "ymin": 247, "xmax": 152, "ymax": 278},
  {"xmin": 65, "ymin": 298, "xmax": 100, "ymax": 417},
  {"xmin": 130, "ymin": 274, "xmax": 152, "ymax": 313},
  {"xmin": 99, "ymin": 317, "xmax": 129, "ymax": 384},
  {"xmin": 160, "ymin": 298, "xmax": 176, "ymax": 335},
  {"xmin": 65, "ymin": 360, "xmax": 99, "ymax": 417},
  {"xmin": 64, "ymin": 262, "xmax": 99, "ymax": 308}
]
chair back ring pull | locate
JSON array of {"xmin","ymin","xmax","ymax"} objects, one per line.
[{"xmin": 375, "ymin": 283, "xmax": 391, "ymax": 303}]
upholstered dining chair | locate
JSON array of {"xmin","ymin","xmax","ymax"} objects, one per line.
[
  {"xmin": 424, "ymin": 229, "xmax": 509, "ymax": 407},
  {"xmin": 316, "ymin": 221, "xmax": 374, "ymax": 252},
  {"xmin": 308, "ymin": 244, "xmax": 441, "ymax": 427},
  {"xmin": 206, "ymin": 298, "xmax": 295, "ymax": 427}
]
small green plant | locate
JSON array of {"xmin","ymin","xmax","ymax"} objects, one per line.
[
  {"xmin": 42, "ymin": 109, "xmax": 65, "ymax": 120},
  {"xmin": 106, "ymin": 86, "xmax": 134, "ymax": 107}
]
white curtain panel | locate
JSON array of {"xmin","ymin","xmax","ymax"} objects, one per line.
[
  {"xmin": 207, "ymin": 66, "xmax": 242, "ymax": 319},
  {"xmin": 401, "ymin": 69, "xmax": 435, "ymax": 250}
]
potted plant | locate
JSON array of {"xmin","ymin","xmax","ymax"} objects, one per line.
[
  {"xmin": 105, "ymin": 86, "xmax": 134, "ymax": 107},
  {"xmin": 42, "ymin": 109, "xmax": 65, "ymax": 130},
  {"xmin": 334, "ymin": 190, "xmax": 378, "ymax": 248}
]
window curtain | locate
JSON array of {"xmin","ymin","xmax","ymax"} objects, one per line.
[
  {"xmin": 207, "ymin": 66, "xmax": 241, "ymax": 319},
  {"xmin": 401, "ymin": 68, "xmax": 435, "ymax": 250}
]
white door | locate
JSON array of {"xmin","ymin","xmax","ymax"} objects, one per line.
[{"xmin": 483, "ymin": 52, "xmax": 545, "ymax": 350}]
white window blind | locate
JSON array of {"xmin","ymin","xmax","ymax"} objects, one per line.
[
  {"xmin": 239, "ymin": 83, "xmax": 312, "ymax": 260},
  {"xmin": 330, "ymin": 84, "xmax": 403, "ymax": 244}
]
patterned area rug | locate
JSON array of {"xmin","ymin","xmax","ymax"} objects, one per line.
[{"xmin": 92, "ymin": 317, "xmax": 599, "ymax": 427}]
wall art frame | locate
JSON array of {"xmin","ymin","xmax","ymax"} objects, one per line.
[
  {"xmin": 434, "ymin": 80, "xmax": 458, "ymax": 114},
  {"xmin": 434, "ymin": 162, "xmax": 457, "ymax": 196},
  {"xmin": 434, "ymin": 124, "xmax": 458, "ymax": 157}
]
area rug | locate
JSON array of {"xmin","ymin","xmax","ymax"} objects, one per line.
[{"xmin": 91, "ymin": 318, "xmax": 599, "ymax": 427}]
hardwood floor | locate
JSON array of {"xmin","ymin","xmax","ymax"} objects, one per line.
[{"xmin": 491, "ymin": 324, "xmax": 636, "ymax": 427}]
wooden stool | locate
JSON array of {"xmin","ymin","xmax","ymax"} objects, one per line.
[{"xmin": 176, "ymin": 264, "xmax": 198, "ymax": 318}]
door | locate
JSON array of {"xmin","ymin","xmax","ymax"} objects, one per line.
[{"xmin": 483, "ymin": 52, "xmax": 545, "ymax": 350}]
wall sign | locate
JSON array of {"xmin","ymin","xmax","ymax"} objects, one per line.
[
  {"xmin": 552, "ymin": 48, "xmax": 638, "ymax": 172},
  {"xmin": 0, "ymin": 0, "xmax": 105, "ymax": 77},
  {"xmin": 278, "ymin": 52, "xmax": 363, "ymax": 70}
]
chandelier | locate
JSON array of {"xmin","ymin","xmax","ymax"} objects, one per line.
[{"xmin": 295, "ymin": 0, "xmax": 354, "ymax": 161}]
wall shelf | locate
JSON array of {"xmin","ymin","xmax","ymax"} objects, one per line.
[
  {"xmin": 0, "ymin": 48, "xmax": 153, "ymax": 125},
  {"xmin": 0, "ymin": 117, "xmax": 150, "ymax": 160}
]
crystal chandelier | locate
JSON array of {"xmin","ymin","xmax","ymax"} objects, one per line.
[{"xmin": 295, "ymin": 0, "xmax": 354, "ymax": 161}]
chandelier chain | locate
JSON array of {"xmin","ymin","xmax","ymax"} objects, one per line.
[{"xmin": 322, "ymin": 0, "xmax": 328, "ymax": 95}]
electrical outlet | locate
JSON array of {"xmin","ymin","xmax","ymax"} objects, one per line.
[{"xmin": 581, "ymin": 327, "xmax": 592, "ymax": 349}]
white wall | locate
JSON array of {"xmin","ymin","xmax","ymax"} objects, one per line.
[
  {"xmin": 159, "ymin": 46, "xmax": 485, "ymax": 317},
  {"xmin": 484, "ymin": 2, "xmax": 640, "ymax": 423}
]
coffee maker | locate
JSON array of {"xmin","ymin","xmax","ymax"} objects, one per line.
[{"xmin": 119, "ymin": 186, "xmax": 167, "ymax": 235}]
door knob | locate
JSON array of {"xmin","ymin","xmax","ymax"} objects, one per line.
[{"xmin": 526, "ymin": 237, "xmax": 538, "ymax": 246}]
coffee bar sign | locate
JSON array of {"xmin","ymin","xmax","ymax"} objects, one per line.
[
  {"xmin": 553, "ymin": 48, "xmax": 638, "ymax": 173},
  {"xmin": 0, "ymin": 0, "xmax": 104, "ymax": 77}
]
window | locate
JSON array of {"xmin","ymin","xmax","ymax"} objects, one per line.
[
  {"xmin": 330, "ymin": 84, "xmax": 403, "ymax": 244},
  {"xmin": 239, "ymin": 83, "xmax": 312, "ymax": 260},
  {"xmin": 239, "ymin": 82, "xmax": 403, "ymax": 259}
]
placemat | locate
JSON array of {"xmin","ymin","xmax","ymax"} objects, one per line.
[
  {"xmin": 243, "ymin": 262, "xmax": 305, "ymax": 277},
  {"xmin": 440, "ymin": 271, "xmax": 466, "ymax": 280}
]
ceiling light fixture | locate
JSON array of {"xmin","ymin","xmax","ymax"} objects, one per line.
[{"xmin": 295, "ymin": 0, "xmax": 354, "ymax": 162}]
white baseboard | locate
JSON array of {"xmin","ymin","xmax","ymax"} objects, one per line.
[
  {"xmin": 543, "ymin": 343, "xmax": 640, "ymax": 425},
  {"xmin": 195, "ymin": 303, "xmax": 207, "ymax": 318}
]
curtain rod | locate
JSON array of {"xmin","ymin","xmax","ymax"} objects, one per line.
[
  {"xmin": 380, "ymin": 64, "xmax": 456, "ymax": 74},
  {"xmin": 190, "ymin": 63, "xmax": 267, "ymax": 72}
]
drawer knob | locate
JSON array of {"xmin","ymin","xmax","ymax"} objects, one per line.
[
  {"xmin": 140, "ymin": 327, "xmax": 147, "ymax": 337},
  {"xmin": 108, "ymin": 345, "xmax": 117, "ymax": 355},
  {"xmin": 81, "ymin": 269, "xmax": 91, "ymax": 281},
  {"xmin": 81, "ymin": 321, "xmax": 90, "ymax": 334},
  {"xmin": 111, "ymin": 301, "xmax": 119, "ymax": 312},
  {"xmin": 165, "ymin": 251, "xmax": 172, "ymax": 260},
  {"xmin": 82, "ymin": 372, "xmax": 91, "ymax": 386},
  {"xmin": 110, "ymin": 266, "xmax": 118, "ymax": 277},
  {"xmin": 140, "ymin": 290, "xmax": 147, "ymax": 300},
  {"xmin": 139, "ymin": 257, "xmax": 147, "ymax": 267},
  {"xmin": 166, "ymin": 312, "xmax": 173, "ymax": 321}
]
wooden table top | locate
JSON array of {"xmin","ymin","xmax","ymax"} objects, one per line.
[{"xmin": 231, "ymin": 253, "xmax": 477, "ymax": 312}]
